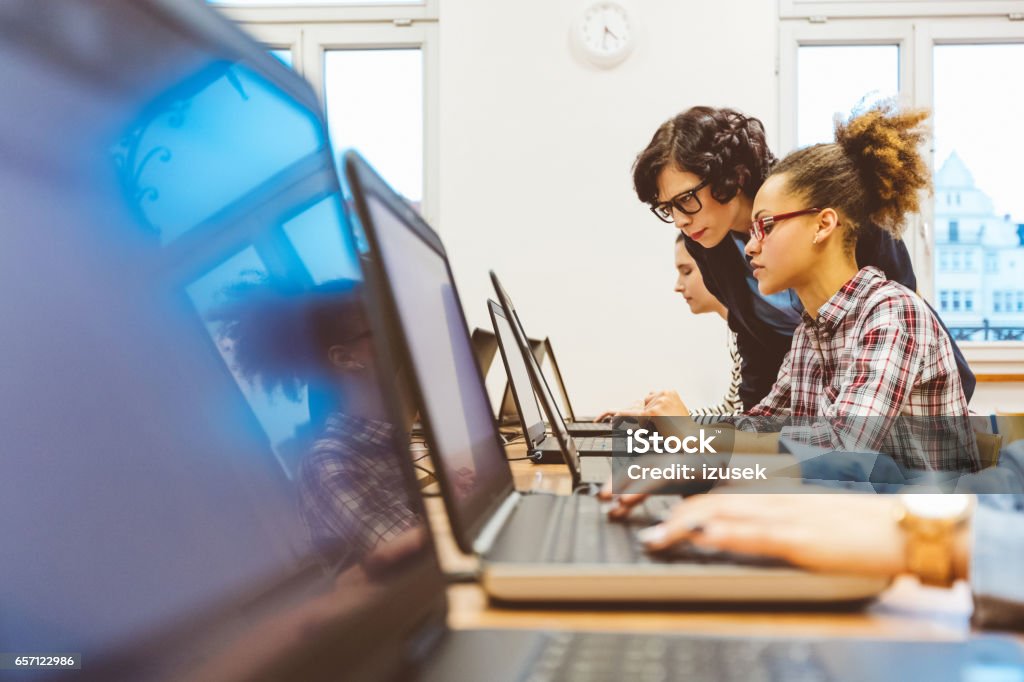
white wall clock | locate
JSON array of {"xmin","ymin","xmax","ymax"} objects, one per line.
[{"xmin": 571, "ymin": 1, "xmax": 635, "ymax": 69}]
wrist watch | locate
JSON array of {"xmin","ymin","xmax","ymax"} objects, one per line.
[{"xmin": 895, "ymin": 494, "xmax": 974, "ymax": 587}]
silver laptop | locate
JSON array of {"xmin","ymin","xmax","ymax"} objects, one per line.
[
  {"xmin": 471, "ymin": 326, "xmax": 544, "ymax": 427},
  {"xmin": 488, "ymin": 298, "xmax": 617, "ymax": 480},
  {"xmin": 490, "ymin": 299, "xmax": 615, "ymax": 439},
  {"xmin": 542, "ymin": 336, "xmax": 600, "ymax": 423},
  {"xmin": 345, "ymin": 150, "xmax": 890, "ymax": 604}
]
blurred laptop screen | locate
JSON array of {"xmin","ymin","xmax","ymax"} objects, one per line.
[{"xmin": 0, "ymin": 1, "xmax": 437, "ymax": 679}]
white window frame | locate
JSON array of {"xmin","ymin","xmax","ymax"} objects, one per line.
[
  {"xmin": 781, "ymin": 0, "xmax": 1024, "ymax": 20},
  {"xmin": 214, "ymin": 1, "xmax": 438, "ymax": 25},
  {"xmin": 212, "ymin": 3, "xmax": 439, "ymax": 222},
  {"xmin": 780, "ymin": 12, "xmax": 1024, "ymax": 373}
]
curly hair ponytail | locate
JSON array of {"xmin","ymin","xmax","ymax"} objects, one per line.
[{"xmin": 769, "ymin": 101, "xmax": 931, "ymax": 243}]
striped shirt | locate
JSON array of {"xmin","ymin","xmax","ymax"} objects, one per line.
[
  {"xmin": 744, "ymin": 267, "xmax": 978, "ymax": 472},
  {"xmin": 691, "ymin": 331, "xmax": 743, "ymax": 417}
]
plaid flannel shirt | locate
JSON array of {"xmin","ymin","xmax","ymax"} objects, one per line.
[
  {"xmin": 744, "ymin": 267, "xmax": 978, "ymax": 472},
  {"xmin": 297, "ymin": 413, "xmax": 419, "ymax": 568}
]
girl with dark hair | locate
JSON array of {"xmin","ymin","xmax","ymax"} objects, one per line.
[{"xmin": 630, "ymin": 105, "xmax": 974, "ymax": 410}]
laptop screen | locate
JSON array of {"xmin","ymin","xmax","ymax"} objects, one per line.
[
  {"xmin": 0, "ymin": 2, "xmax": 444, "ymax": 679},
  {"xmin": 489, "ymin": 300, "xmax": 546, "ymax": 443},
  {"xmin": 347, "ymin": 153, "xmax": 515, "ymax": 550},
  {"xmin": 490, "ymin": 273, "xmax": 581, "ymax": 476},
  {"xmin": 541, "ymin": 339, "xmax": 577, "ymax": 422}
]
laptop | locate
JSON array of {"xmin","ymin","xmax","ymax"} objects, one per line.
[
  {"xmin": 8, "ymin": 2, "xmax": 1024, "ymax": 679},
  {"xmin": 343, "ymin": 149, "xmax": 892, "ymax": 604},
  {"xmin": 489, "ymin": 298, "xmax": 617, "ymax": 474},
  {"xmin": 488, "ymin": 302, "xmax": 615, "ymax": 437},
  {"xmin": 471, "ymin": 326, "xmax": 542, "ymax": 429},
  {"xmin": 543, "ymin": 336, "xmax": 601, "ymax": 423}
]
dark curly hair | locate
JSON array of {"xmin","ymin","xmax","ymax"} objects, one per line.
[
  {"xmin": 769, "ymin": 101, "xmax": 931, "ymax": 245},
  {"xmin": 633, "ymin": 106, "xmax": 776, "ymax": 207},
  {"xmin": 207, "ymin": 276, "xmax": 368, "ymax": 402}
]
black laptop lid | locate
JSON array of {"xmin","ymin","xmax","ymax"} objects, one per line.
[
  {"xmin": 490, "ymin": 273, "xmax": 582, "ymax": 481},
  {"xmin": 0, "ymin": 2, "xmax": 446, "ymax": 679},
  {"xmin": 488, "ymin": 300, "xmax": 547, "ymax": 446},
  {"xmin": 343, "ymin": 150, "xmax": 515, "ymax": 554},
  {"xmin": 498, "ymin": 336, "xmax": 544, "ymax": 422},
  {"xmin": 471, "ymin": 326, "xmax": 527, "ymax": 423}
]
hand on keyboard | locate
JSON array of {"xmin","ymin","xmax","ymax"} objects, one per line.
[{"xmin": 633, "ymin": 490, "xmax": 909, "ymax": 577}]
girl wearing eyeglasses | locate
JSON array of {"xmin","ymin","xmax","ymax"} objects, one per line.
[{"xmin": 631, "ymin": 106, "xmax": 974, "ymax": 410}]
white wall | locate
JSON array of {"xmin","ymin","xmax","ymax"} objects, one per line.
[
  {"xmin": 972, "ymin": 383, "xmax": 1024, "ymax": 414},
  {"xmin": 438, "ymin": 0, "xmax": 779, "ymax": 415}
]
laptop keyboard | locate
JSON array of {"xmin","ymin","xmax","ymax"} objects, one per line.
[
  {"xmin": 572, "ymin": 436, "xmax": 614, "ymax": 452},
  {"xmin": 537, "ymin": 495, "xmax": 672, "ymax": 564},
  {"xmin": 565, "ymin": 422, "xmax": 614, "ymax": 435},
  {"xmin": 522, "ymin": 632, "xmax": 833, "ymax": 682},
  {"xmin": 536, "ymin": 495, "xmax": 792, "ymax": 568}
]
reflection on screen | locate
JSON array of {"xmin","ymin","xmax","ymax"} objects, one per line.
[
  {"xmin": 110, "ymin": 63, "xmax": 322, "ymax": 245},
  {"xmin": 365, "ymin": 194, "xmax": 510, "ymax": 512},
  {"xmin": 0, "ymin": 4, "xmax": 428, "ymax": 679}
]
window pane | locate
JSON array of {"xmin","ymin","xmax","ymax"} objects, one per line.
[
  {"xmin": 110, "ymin": 64, "xmax": 321, "ymax": 245},
  {"xmin": 797, "ymin": 45, "xmax": 899, "ymax": 148},
  {"xmin": 324, "ymin": 49, "xmax": 423, "ymax": 205},
  {"xmin": 269, "ymin": 49, "xmax": 293, "ymax": 68},
  {"xmin": 933, "ymin": 44, "xmax": 1024, "ymax": 342}
]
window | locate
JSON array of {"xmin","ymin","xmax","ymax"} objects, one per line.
[
  {"xmin": 952, "ymin": 290, "xmax": 961, "ymax": 312},
  {"xmin": 782, "ymin": 16, "xmax": 1024, "ymax": 352},
  {"xmin": 932, "ymin": 41, "xmax": 1024, "ymax": 336},
  {"xmin": 1018, "ymin": 291, "xmax": 1024, "ymax": 313},
  {"xmin": 324, "ymin": 49, "xmax": 424, "ymax": 205},
  {"xmin": 795, "ymin": 45, "xmax": 899, "ymax": 148},
  {"xmin": 213, "ymin": 2, "xmax": 439, "ymax": 220},
  {"xmin": 269, "ymin": 49, "xmax": 293, "ymax": 68}
]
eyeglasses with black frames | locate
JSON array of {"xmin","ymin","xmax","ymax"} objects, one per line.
[
  {"xmin": 650, "ymin": 178, "xmax": 710, "ymax": 223},
  {"xmin": 749, "ymin": 208, "xmax": 821, "ymax": 241}
]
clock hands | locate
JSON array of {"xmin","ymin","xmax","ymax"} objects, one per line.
[{"xmin": 601, "ymin": 25, "xmax": 619, "ymax": 49}]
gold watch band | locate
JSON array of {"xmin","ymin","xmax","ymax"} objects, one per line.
[{"xmin": 895, "ymin": 499, "xmax": 972, "ymax": 588}]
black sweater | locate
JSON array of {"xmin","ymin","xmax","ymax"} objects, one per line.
[{"xmin": 685, "ymin": 227, "xmax": 976, "ymax": 410}]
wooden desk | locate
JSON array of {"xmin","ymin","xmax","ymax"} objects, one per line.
[{"xmin": 425, "ymin": 452, "xmax": 984, "ymax": 642}]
